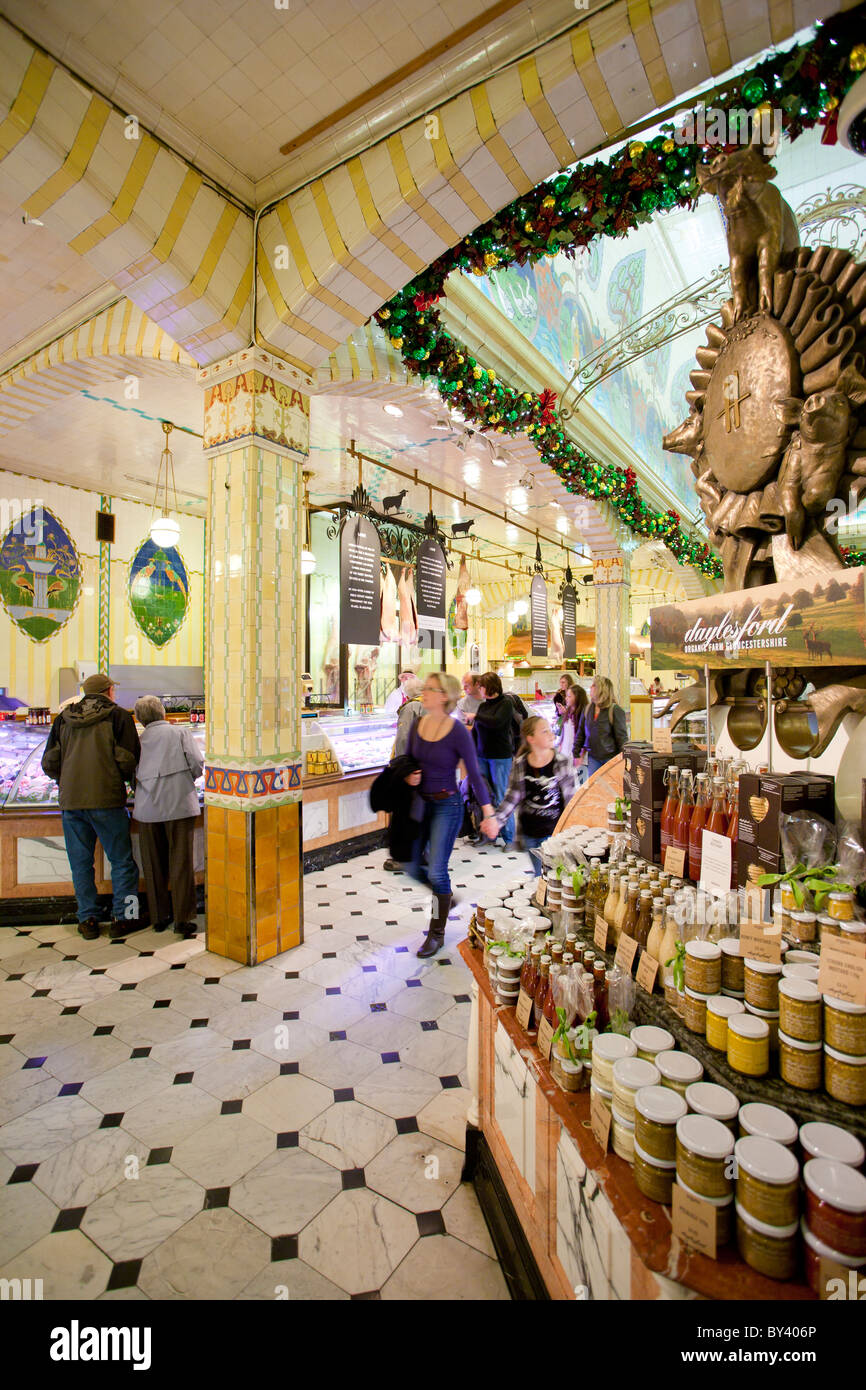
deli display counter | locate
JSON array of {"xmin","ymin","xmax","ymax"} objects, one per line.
[{"xmin": 300, "ymin": 711, "xmax": 397, "ymax": 864}]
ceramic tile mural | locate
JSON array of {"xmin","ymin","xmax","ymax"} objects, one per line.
[
  {"xmin": 128, "ymin": 536, "xmax": 190, "ymax": 649},
  {"xmin": 0, "ymin": 504, "xmax": 81, "ymax": 643}
]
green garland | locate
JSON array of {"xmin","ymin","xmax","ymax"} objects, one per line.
[{"xmin": 373, "ymin": 7, "xmax": 866, "ymax": 580}]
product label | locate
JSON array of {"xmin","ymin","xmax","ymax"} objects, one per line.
[
  {"xmin": 535, "ymin": 879, "xmax": 548, "ymax": 908},
  {"xmin": 636, "ymin": 952, "xmax": 659, "ymax": 993},
  {"xmin": 739, "ymin": 917, "xmax": 782, "ymax": 965},
  {"xmin": 515, "ymin": 988, "xmax": 534, "ymax": 1031},
  {"xmin": 594, "ymin": 914, "xmax": 609, "ymax": 951},
  {"xmin": 537, "ymin": 1014, "xmax": 555, "ymax": 1061},
  {"xmin": 590, "ymin": 1090, "xmax": 611, "ymax": 1153},
  {"xmin": 615, "ymin": 933, "xmax": 639, "ymax": 973},
  {"xmin": 699, "ymin": 830, "xmax": 732, "ymax": 897},
  {"xmin": 672, "ymin": 1183, "xmax": 717, "ymax": 1260},
  {"xmin": 817, "ymin": 934, "xmax": 866, "ymax": 1008},
  {"xmin": 652, "ymin": 728, "xmax": 673, "ymax": 754},
  {"xmin": 665, "ymin": 845, "xmax": 686, "ymax": 877}
]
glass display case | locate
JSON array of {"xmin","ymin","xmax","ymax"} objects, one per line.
[
  {"xmin": 0, "ymin": 720, "xmax": 208, "ymax": 812},
  {"xmin": 314, "ymin": 712, "xmax": 399, "ymax": 775}
]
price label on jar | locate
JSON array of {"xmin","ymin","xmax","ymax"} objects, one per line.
[
  {"xmin": 664, "ymin": 845, "xmax": 686, "ymax": 878},
  {"xmin": 535, "ymin": 880, "xmax": 548, "ymax": 909},
  {"xmin": 594, "ymin": 914, "xmax": 609, "ymax": 951},
  {"xmin": 817, "ymin": 934, "xmax": 866, "ymax": 1008},
  {"xmin": 537, "ymin": 1014, "xmax": 555, "ymax": 1061},
  {"xmin": 615, "ymin": 933, "xmax": 639, "ymax": 973},
  {"xmin": 636, "ymin": 952, "xmax": 659, "ymax": 994},
  {"xmin": 652, "ymin": 727, "xmax": 673, "ymax": 754},
  {"xmin": 672, "ymin": 1183, "xmax": 717, "ymax": 1260},
  {"xmin": 515, "ymin": 988, "xmax": 534, "ymax": 1031},
  {"xmin": 738, "ymin": 917, "xmax": 782, "ymax": 965},
  {"xmin": 590, "ymin": 1090, "xmax": 611, "ymax": 1153}
]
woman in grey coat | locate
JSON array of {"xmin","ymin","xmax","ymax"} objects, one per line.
[{"xmin": 133, "ymin": 696, "xmax": 204, "ymax": 937}]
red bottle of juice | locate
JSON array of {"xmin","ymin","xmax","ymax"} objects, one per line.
[
  {"xmin": 688, "ymin": 773, "xmax": 709, "ymax": 883},
  {"xmin": 706, "ymin": 776, "xmax": 729, "ymax": 837},
  {"xmin": 660, "ymin": 766, "xmax": 680, "ymax": 867},
  {"xmin": 673, "ymin": 769, "xmax": 694, "ymax": 860}
]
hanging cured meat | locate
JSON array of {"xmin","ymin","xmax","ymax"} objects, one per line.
[
  {"xmin": 380, "ymin": 564, "xmax": 399, "ymax": 644},
  {"xmin": 453, "ymin": 558, "xmax": 470, "ymax": 632},
  {"xmin": 398, "ymin": 565, "xmax": 418, "ymax": 646},
  {"xmin": 549, "ymin": 601, "xmax": 564, "ymax": 662}
]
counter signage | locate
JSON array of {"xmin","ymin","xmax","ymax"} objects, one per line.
[
  {"xmin": 339, "ymin": 515, "xmax": 381, "ymax": 647},
  {"xmin": 515, "ymin": 988, "xmax": 534, "ymax": 1030},
  {"xmin": 594, "ymin": 914, "xmax": 609, "ymax": 951},
  {"xmin": 636, "ymin": 952, "xmax": 659, "ymax": 993},
  {"xmin": 530, "ymin": 574, "xmax": 548, "ymax": 657},
  {"xmin": 537, "ymin": 1014, "xmax": 555, "ymax": 1061},
  {"xmin": 561, "ymin": 583, "xmax": 576, "ymax": 660},
  {"xmin": 615, "ymin": 933, "xmax": 639, "ymax": 973},
  {"xmin": 416, "ymin": 537, "xmax": 447, "ymax": 649},
  {"xmin": 699, "ymin": 831, "xmax": 732, "ymax": 897},
  {"xmin": 817, "ymin": 934, "xmax": 866, "ymax": 1007},
  {"xmin": 738, "ymin": 917, "xmax": 782, "ymax": 965},
  {"xmin": 652, "ymin": 727, "xmax": 673, "ymax": 754},
  {"xmin": 664, "ymin": 846, "xmax": 686, "ymax": 878},
  {"xmin": 535, "ymin": 879, "xmax": 548, "ymax": 908},
  {"xmin": 672, "ymin": 1183, "xmax": 717, "ymax": 1259}
]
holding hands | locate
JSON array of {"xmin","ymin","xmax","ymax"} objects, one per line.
[{"xmin": 480, "ymin": 816, "xmax": 499, "ymax": 840}]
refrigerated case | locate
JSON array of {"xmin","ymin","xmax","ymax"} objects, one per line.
[{"xmin": 300, "ymin": 712, "xmax": 398, "ymax": 857}]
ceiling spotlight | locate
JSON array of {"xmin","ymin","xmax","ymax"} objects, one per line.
[
  {"xmin": 383, "ymin": 403, "xmax": 403, "ymax": 418},
  {"xmin": 519, "ymin": 471, "xmax": 534, "ymax": 490}
]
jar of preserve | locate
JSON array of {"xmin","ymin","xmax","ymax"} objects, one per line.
[
  {"xmin": 780, "ymin": 882, "xmax": 798, "ymax": 911},
  {"xmin": 803, "ymin": 1159, "xmax": 866, "ymax": 1258},
  {"xmin": 744, "ymin": 1001, "xmax": 780, "ymax": 1051},
  {"xmin": 612, "ymin": 1057, "xmax": 660, "ymax": 1122},
  {"xmin": 555, "ymin": 1058, "xmax": 584, "ymax": 1092},
  {"xmin": 630, "ymin": 1025, "xmax": 674, "ymax": 1065},
  {"xmin": 824, "ymin": 1044, "xmax": 866, "ymax": 1106},
  {"xmin": 655, "ymin": 1051, "xmax": 702, "ymax": 1098},
  {"xmin": 591, "ymin": 1032, "xmax": 637, "ymax": 1093},
  {"xmin": 734, "ymin": 1136, "xmax": 799, "ymax": 1227},
  {"xmin": 685, "ymin": 1081, "xmax": 739, "ymax": 1135},
  {"xmin": 676, "ymin": 1177, "xmax": 733, "ymax": 1245},
  {"xmin": 787, "ymin": 909, "xmax": 817, "ymax": 944},
  {"xmin": 841, "ymin": 921, "xmax": 866, "ymax": 948},
  {"xmin": 735, "ymin": 1204, "xmax": 798, "ymax": 1281},
  {"xmin": 779, "ymin": 1031, "xmax": 822, "ymax": 1090},
  {"xmin": 685, "ymin": 939, "xmax": 722, "ymax": 995},
  {"xmin": 772, "ymin": 905, "xmax": 789, "ymax": 938},
  {"xmin": 801, "ymin": 1218, "xmax": 866, "ymax": 1297},
  {"xmin": 634, "ymin": 1141, "xmax": 676, "ymax": 1204},
  {"xmin": 683, "ymin": 986, "xmax": 714, "ymax": 1034},
  {"xmin": 781, "ymin": 962, "xmax": 819, "ymax": 984},
  {"xmin": 744, "ymin": 957, "xmax": 782, "ymax": 1012},
  {"xmin": 784, "ymin": 948, "xmax": 821, "ymax": 967},
  {"xmin": 720, "ymin": 936, "xmax": 745, "ymax": 993},
  {"xmin": 727, "ymin": 1014, "xmax": 770, "ymax": 1076},
  {"xmin": 778, "ymin": 977, "xmax": 821, "ymax": 1042},
  {"xmin": 827, "ymin": 891, "xmax": 855, "ymax": 922},
  {"xmin": 817, "ymin": 913, "xmax": 841, "ymax": 941},
  {"xmin": 676, "ymin": 1114, "xmax": 735, "ymax": 1199},
  {"xmin": 635, "ymin": 1085, "xmax": 687, "ymax": 1163},
  {"xmin": 824, "ymin": 995, "xmax": 866, "ymax": 1056},
  {"xmin": 706, "ymin": 995, "xmax": 745, "ymax": 1051},
  {"xmin": 800, "ymin": 1122, "xmax": 866, "ymax": 1168},
  {"xmin": 738, "ymin": 1103, "xmax": 797, "ymax": 1148},
  {"xmin": 612, "ymin": 1110, "xmax": 635, "ymax": 1163}
]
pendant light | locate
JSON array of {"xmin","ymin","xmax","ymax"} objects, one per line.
[
  {"xmin": 149, "ymin": 421, "xmax": 181, "ymax": 547},
  {"xmin": 465, "ymin": 539, "xmax": 482, "ymax": 607},
  {"xmin": 301, "ymin": 470, "xmax": 316, "ymax": 575}
]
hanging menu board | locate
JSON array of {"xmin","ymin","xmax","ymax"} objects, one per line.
[
  {"xmin": 416, "ymin": 537, "xmax": 447, "ymax": 652},
  {"xmin": 340, "ymin": 516, "xmax": 381, "ymax": 646},
  {"xmin": 562, "ymin": 583, "xmax": 577, "ymax": 659},
  {"xmin": 531, "ymin": 574, "xmax": 548, "ymax": 657}
]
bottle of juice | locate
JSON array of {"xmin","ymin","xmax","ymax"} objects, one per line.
[
  {"xmin": 585, "ymin": 858, "xmax": 601, "ymax": 924},
  {"xmin": 603, "ymin": 868, "xmax": 620, "ymax": 932},
  {"xmin": 688, "ymin": 772, "xmax": 710, "ymax": 884},
  {"xmin": 706, "ymin": 775, "xmax": 729, "ymax": 837},
  {"xmin": 646, "ymin": 897, "xmax": 665, "ymax": 964},
  {"xmin": 726, "ymin": 764, "xmax": 744, "ymax": 889},
  {"xmin": 593, "ymin": 961, "xmax": 609, "ymax": 1031},
  {"xmin": 542, "ymin": 963, "xmax": 562, "ymax": 1027},
  {"xmin": 673, "ymin": 769, "xmax": 694, "ymax": 859},
  {"xmin": 635, "ymin": 888, "xmax": 654, "ymax": 952},
  {"xmin": 660, "ymin": 766, "xmax": 680, "ymax": 867},
  {"xmin": 621, "ymin": 882, "xmax": 640, "ymax": 942},
  {"xmin": 532, "ymin": 955, "xmax": 551, "ymax": 1030}
]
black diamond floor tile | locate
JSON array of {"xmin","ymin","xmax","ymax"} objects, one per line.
[
  {"xmin": 220, "ymin": 1099, "xmax": 243, "ymax": 1115},
  {"xmin": 106, "ymin": 1259, "xmax": 142, "ymax": 1291},
  {"xmin": 174, "ymin": 1072, "xmax": 194, "ymax": 1085},
  {"xmin": 276, "ymin": 1132, "xmax": 299, "ymax": 1149},
  {"xmin": 153, "ymin": 1000, "xmax": 170, "ymax": 1009},
  {"xmin": 100, "ymin": 1113, "xmax": 124, "ymax": 1127},
  {"xmin": 204, "ymin": 1187, "xmax": 231, "ymax": 1209},
  {"xmin": 147, "ymin": 1147, "xmax": 173, "ymax": 1165},
  {"xmin": 283, "ymin": 1010, "xmax": 299, "ymax": 1021},
  {"xmin": 232, "ymin": 1039, "xmax": 251, "ymax": 1050},
  {"xmin": 329, "ymin": 1031, "xmax": 346, "ymax": 1042},
  {"xmin": 454, "ymin": 994, "xmax": 471, "ymax": 1004},
  {"xmin": 58, "ymin": 1082, "xmax": 83, "ymax": 1097},
  {"xmin": 439, "ymin": 1075, "xmax": 462, "ymax": 1089},
  {"xmin": 416, "ymin": 1210, "xmax": 446, "ymax": 1237},
  {"xmin": 130, "ymin": 1047, "xmax": 151, "ymax": 1059},
  {"xmin": 351, "ymin": 1290, "xmax": 381, "ymax": 1300},
  {"xmin": 31, "ymin": 989, "xmax": 50, "ymax": 998},
  {"xmin": 52, "ymin": 1207, "xmax": 86, "ymax": 1232},
  {"xmin": 280, "ymin": 1062, "xmax": 299, "ymax": 1075},
  {"xmin": 370, "ymin": 1003, "xmax": 386, "ymax": 1013},
  {"xmin": 406, "ymin": 979, "xmax": 422, "ymax": 989},
  {"xmin": 23, "ymin": 1056, "xmax": 46, "ymax": 1069},
  {"xmin": 341, "ymin": 1167, "xmax": 365, "ymax": 1190},
  {"xmin": 395, "ymin": 1117, "xmax": 418, "ymax": 1134},
  {"xmin": 325, "ymin": 987, "xmax": 341, "ymax": 996},
  {"xmin": 9, "ymin": 1163, "xmax": 39, "ymax": 1183},
  {"xmin": 420, "ymin": 1021, "xmax": 438, "ymax": 1031},
  {"xmin": 93, "ymin": 1025, "xmax": 114, "ymax": 1036},
  {"xmin": 333, "ymin": 1088, "xmax": 354, "ymax": 1103},
  {"xmin": 381, "ymin": 1051, "xmax": 399, "ymax": 1064},
  {"xmin": 60, "ymin": 1007, "xmax": 80, "ymax": 1015},
  {"xmin": 362, "ymin": 966, "xmax": 377, "ymax": 974},
  {"xmin": 190, "ymin": 1019, "xmax": 208, "ymax": 1028},
  {"xmin": 241, "ymin": 993, "xmax": 257, "ymax": 1002}
]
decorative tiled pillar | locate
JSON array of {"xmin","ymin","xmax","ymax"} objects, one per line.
[
  {"xmin": 198, "ymin": 349, "xmax": 312, "ymax": 964},
  {"xmin": 593, "ymin": 552, "xmax": 631, "ymax": 712}
]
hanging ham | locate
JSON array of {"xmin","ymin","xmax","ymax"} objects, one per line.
[
  {"xmin": 398, "ymin": 565, "xmax": 418, "ymax": 646},
  {"xmin": 380, "ymin": 564, "xmax": 399, "ymax": 644},
  {"xmin": 454, "ymin": 558, "xmax": 470, "ymax": 631}
]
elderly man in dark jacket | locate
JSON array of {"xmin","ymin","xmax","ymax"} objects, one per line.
[{"xmin": 41, "ymin": 673, "xmax": 140, "ymax": 941}]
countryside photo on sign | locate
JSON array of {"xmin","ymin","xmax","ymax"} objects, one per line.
[{"xmin": 651, "ymin": 569, "xmax": 866, "ymax": 672}]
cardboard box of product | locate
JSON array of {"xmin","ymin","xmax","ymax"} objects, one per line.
[
  {"xmin": 624, "ymin": 744, "xmax": 704, "ymax": 863},
  {"xmin": 736, "ymin": 772, "xmax": 835, "ymax": 890}
]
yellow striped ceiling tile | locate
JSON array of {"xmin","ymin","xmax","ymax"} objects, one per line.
[
  {"xmin": 310, "ymin": 179, "xmax": 393, "ymax": 301},
  {"xmin": 626, "ymin": 0, "xmax": 675, "ymax": 106},
  {"xmin": 470, "ymin": 85, "xmax": 533, "ymax": 196},
  {"xmin": 347, "ymin": 156, "xmax": 426, "ymax": 274},
  {"xmin": 187, "ymin": 204, "xmax": 242, "ymax": 300},
  {"xmin": 769, "ymin": 0, "xmax": 794, "ymax": 42},
  {"xmin": 100, "ymin": 304, "xmax": 118, "ymax": 356},
  {"xmin": 25, "ymin": 95, "xmax": 110, "ymax": 219},
  {"xmin": 346, "ymin": 334, "xmax": 361, "ymax": 381},
  {"xmin": 570, "ymin": 29, "xmax": 623, "ymax": 137},
  {"xmin": 386, "ymin": 133, "xmax": 457, "ymax": 246},
  {"xmin": 274, "ymin": 201, "xmax": 365, "ymax": 326},
  {"xmin": 363, "ymin": 323, "xmax": 381, "ymax": 381},
  {"xmin": 149, "ymin": 168, "xmax": 203, "ymax": 265},
  {"xmin": 0, "ymin": 49, "xmax": 54, "ymax": 160},
  {"xmin": 134, "ymin": 307, "xmax": 149, "ymax": 358},
  {"xmin": 428, "ymin": 121, "xmax": 492, "ymax": 225},
  {"xmin": 694, "ymin": 0, "xmax": 731, "ymax": 74},
  {"xmin": 68, "ymin": 133, "xmax": 160, "ymax": 256},
  {"xmin": 518, "ymin": 57, "xmax": 575, "ymax": 169},
  {"xmin": 257, "ymin": 253, "xmax": 339, "ymax": 352},
  {"xmin": 225, "ymin": 258, "xmax": 254, "ymax": 330}
]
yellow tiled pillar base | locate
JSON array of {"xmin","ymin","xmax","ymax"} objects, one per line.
[
  {"xmin": 593, "ymin": 552, "xmax": 631, "ymax": 711},
  {"xmin": 199, "ymin": 349, "xmax": 312, "ymax": 964}
]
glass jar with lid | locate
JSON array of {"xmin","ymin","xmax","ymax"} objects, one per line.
[
  {"xmin": 685, "ymin": 939, "xmax": 722, "ymax": 994},
  {"xmin": 727, "ymin": 1013, "xmax": 770, "ymax": 1076},
  {"xmin": 738, "ymin": 1102, "xmax": 797, "ymax": 1148},
  {"xmin": 823, "ymin": 995, "xmax": 866, "ymax": 1056},
  {"xmin": 685, "ymin": 1081, "xmax": 738, "ymax": 1134},
  {"xmin": 705, "ymin": 995, "xmax": 745, "ymax": 1051},
  {"xmin": 630, "ymin": 1025, "xmax": 674, "ymax": 1065},
  {"xmin": 824, "ymin": 1044, "xmax": 866, "ymax": 1105},
  {"xmin": 635, "ymin": 1084, "xmax": 687, "ymax": 1163},
  {"xmin": 676, "ymin": 1114, "xmax": 735, "ymax": 1199},
  {"xmin": 778, "ymin": 977, "xmax": 821, "ymax": 1042},
  {"xmin": 779, "ymin": 1032, "xmax": 822, "ymax": 1090},
  {"xmin": 800, "ymin": 1123, "xmax": 865, "ymax": 1168},
  {"xmin": 744, "ymin": 957, "xmax": 782, "ymax": 1012},
  {"xmin": 736, "ymin": 1205, "xmax": 798, "ymax": 1280},
  {"xmin": 734, "ymin": 1136, "xmax": 799, "ymax": 1227},
  {"xmin": 803, "ymin": 1159, "xmax": 866, "ymax": 1259},
  {"xmin": 656, "ymin": 1050, "xmax": 703, "ymax": 1097}
]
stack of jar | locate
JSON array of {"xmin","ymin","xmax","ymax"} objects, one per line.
[
  {"xmin": 675, "ymin": 1113, "xmax": 735, "ymax": 1245},
  {"xmin": 611, "ymin": 1056, "xmax": 660, "ymax": 1163},
  {"xmin": 734, "ymin": 1135, "xmax": 800, "ymax": 1279},
  {"xmin": 800, "ymin": 1124, "xmax": 866, "ymax": 1293}
]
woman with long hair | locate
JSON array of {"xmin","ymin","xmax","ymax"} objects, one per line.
[
  {"xmin": 481, "ymin": 716, "xmax": 575, "ymax": 875},
  {"xmin": 404, "ymin": 672, "xmax": 494, "ymax": 957},
  {"xmin": 552, "ymin": 671, "xmax": 576, "ymax": 713},
  {"xmin": 578, "ymin": 675, "xmax": 628, "ymax": 777},
  {"xmin": 556, "ymin": 682, "xmax": 588, "ymax": 762}
]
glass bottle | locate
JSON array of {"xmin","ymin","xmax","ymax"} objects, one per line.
[
  {"xmin": 688, "ymin": 772, "xmax": 710, "ymax": 884},
  {"xmin": 585, "ymin": 859, "xmax": 601, "ymax": 922},
  {"xmin": 646, "ymin": 897, "xmax": 665, "ymax": 963},
  {"xmin": 520, "ymin": 945, "xmax": 540, "ymax": 999},
  {"xmin": 635, "ymin": 888, "xmax": 653, "ymax": 952},
  {"xmin": 706, "ymin": 775, "xmax": 729, "ymax": 836},
  {"xmin": 726, "ymin": 764, "xmax": 743, "ymax": 889},
  {"xmin": 593, "ymin": 961, "xmax": 609, "ymax": 1031},
  {"xmin": 543, "ymin": 963, "xmax": 562, "ymax": 1026},
  {"xmin": 603, "ymin": 868, "xmax": 620, "ymax": 931},
  {"xmin": 660, "ymin": 766, "xmax": 680, "ymax": 866},
  {"xmin": 550, "ymin": 942, "xmax": 564, "ymax": 969},
  {"xmin": 621, "ymin": 882, "xmax": 640, "ymax": 942},
  {"xmin": 673, "ymin": 769, "xmax": 694, "ymax": 857},
  {"xmin": 659, "ymin": 900, "xmax": 680, "ymax": 1002},
  {"xmin": 532, "ymin": 955, "xmax": 551, "ymax": 1030},
  {"xmin": 597, "ymin": 866, "xmax": 610, "ymax": 924}
]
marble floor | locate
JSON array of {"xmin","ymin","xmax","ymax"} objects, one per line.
[{"xmin": 0, "ymin": 840, "xmax": 533, "ymax": 1300}]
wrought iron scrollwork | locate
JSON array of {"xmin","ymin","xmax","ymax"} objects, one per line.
[{"xmin": 321, "ymin": 498, "xmax": 452, "ymax": 567}]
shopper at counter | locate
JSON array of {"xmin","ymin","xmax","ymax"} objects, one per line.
[
  {"xmin": 481, "ymin": 716, "xmax": 575, "ymax": 874},
  {"xmin": 405, "ymin": 673, "xmax": 494, "ymax": 958},
  {"xmin": 456, "ymin": 672, "xmax": 481, "ymax": 724},
  {"xmin": 578, "ymin": 675, "xmax": 628, "ymax": 777},
  {"xmin": 132, "ymin": 696, "xmax": 204, "ymax": 938},
  {"xmin": 471, "ymin": 671, "xmax": 520, "ymax": 847},
  {"xmin": 552, "ymin": 672, "xmax": 577, "ymax": 712},
  {"xmin": 41, "ymin": 673, "xmax": 141, "ymax": 941},
  {"xmin": 383, "ymin": 669, "xmax": 417, "ymax": 715}
]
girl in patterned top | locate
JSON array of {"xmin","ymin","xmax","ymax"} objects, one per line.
[{"xmin": 481, "ymin": 717, "xmax": 576, "ymax": 875}]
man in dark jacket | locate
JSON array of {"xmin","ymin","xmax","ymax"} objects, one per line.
[
  {"xmin": 471, "ymin": 672, "xmax": 519, "ymax": 847},
  {"xmin": 41, "ymin": 673, "xmax": 141, "ymax": 941}
]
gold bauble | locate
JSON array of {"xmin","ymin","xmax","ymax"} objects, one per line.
[
  {"xmin": 524, "ymin": 221, "xmax": 534, "ymax": 232},
  {"xmin": 849, "ymin": 44, "xmax": 866, "ymax": 71},
  {"xmin": 662, "ymin": 138, "xmax": 675, "ymax": 153},
  {"xmin": 484, "ymin": 251, "xmax": 498, "ymax": 267},
  {"xmin": 542, "ymin": 195, "xmax": 555, "ymax": 208},
  {"xmin": 628, "ymin": 141, "xmax": 646, "ymax": 159},
  {"xmin": 454, "ymin": 380, "xmax": 463, "ymax": 389},
  {"xmin": 379, "ymin": 308, "xmax": 390, "ymax": 320},
  {"xmin": 472, "ymin": 266, "xmax": 484, "ymax": 274},
  {"xmin": 473, "ymin": 366, "xmax": 483, "ymax": 379},
  {"xmin": 391, "ymin": 337, "xmax": 403, "ymax": 348},
  {"xmin": 457, "ymin": 354, "xmax": 464, "ymax": 363},
  {"xmin": 754, "ymin": 100, "xmax": 773, "ymax": 117},
  {"xmin": 825, "ymin": 94, "xmax": 839, "ymax": 110}
]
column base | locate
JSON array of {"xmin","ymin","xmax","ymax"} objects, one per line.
[{"xmin": 205, "ymin": 802, "xmax": 302, "ymax": 963}]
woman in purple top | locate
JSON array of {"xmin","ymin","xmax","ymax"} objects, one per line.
[{"xmin": 406, "ymin": 672, "xmax": 494, "ymax": 958}]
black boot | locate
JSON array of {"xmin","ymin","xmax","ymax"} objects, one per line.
[{"xmin": 417, "ymin": 893, "xmax": 451, "ymax": 958}]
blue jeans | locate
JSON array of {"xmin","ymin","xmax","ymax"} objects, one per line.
[
  {"xmin": 522, "ymin": 834, "xmax": 547, "ymax": 877},
  {"xmin": 588, "ymin": 755, "xmax": 605, "ymax": 778},
  {"xmin": 62, "ymin": 808, "xmax": 140, "ymax": 924},
  {"xmin": 407, "ymin": 792, "xmax": 463, "ymax": 897},
  {"xmin": 478, "ymin": 756, "xmax": 514, "ymax": 844}
]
